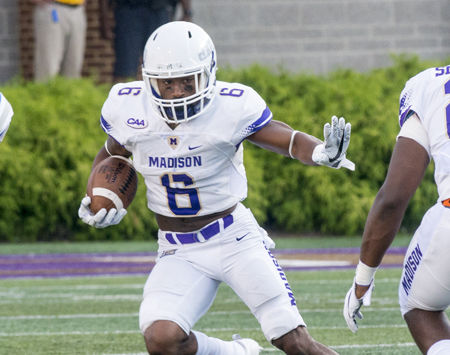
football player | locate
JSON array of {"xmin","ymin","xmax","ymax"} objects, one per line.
[
  {"xmin": 343, "ymin": 65, "xmax": 450, "ymax": 354},
  {"xmin": 0, "ymin": 92, "xmax": 13, "ymax": 142},
  {"xmin": 79, "ymin": 21, "xmax": 353, "ymax": 354}
]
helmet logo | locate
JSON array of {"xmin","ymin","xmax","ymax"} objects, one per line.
[
  {"xmin": 157, "ymin": 63, "xmax": 182, "ymax": 70},
  {"xmin": 198, "ymin": 46, "xmax": 212, "ymax": 61}
]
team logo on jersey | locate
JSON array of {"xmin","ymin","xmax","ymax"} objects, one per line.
[
  {"xmin": 167, "ymin": 136, "xmax": 179, "ymax": 149},
  {"xmin": 126, "ymin": 117, "xmax": 148, "ymax": 129}
]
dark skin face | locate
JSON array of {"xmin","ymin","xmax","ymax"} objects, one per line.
[{"xmin": 157, "ymin": 75, "xmax": 196, "ymax": 100}]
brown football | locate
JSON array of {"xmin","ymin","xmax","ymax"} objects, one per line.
[{"xmin": 86, "ymin": 156, "xmax": 138, "ymax": 214}]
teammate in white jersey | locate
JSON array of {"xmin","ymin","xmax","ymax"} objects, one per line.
[
  {"xmin": 0, "ymin": 93, "xmax": 13, "ymax": 142},
  {"xmin": 79, "ymin": 21, "xmax": 354, "ymax": 355},
  {"xmin": 343, "ymin": 65, "xmax": 450, "ymax": 354}
]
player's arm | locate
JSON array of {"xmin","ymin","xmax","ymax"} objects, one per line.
[
  {"xmin": 91, "ymin": 135, "xmax": 132, "ymax": 170},
  {"xmin": 248, "ymin": 116, "xmax": 354, "ymax": 170},
  {"xmin": 343, "ymin": 117, "xmax": 429, "ymax": 333},
  {"xmin": 356, "ymin": 135, "xmax": 429, "ymax": 291},
  {"xmin": 247, "ymin": 120, "xmax": 321, "ymax": 165},
  {"xmin": 79, "ymin": 136, "xmax": 132, "ymax": 229}
]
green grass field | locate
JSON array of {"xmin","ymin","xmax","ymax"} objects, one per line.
[{"xmin": 0, "ymin": 236, "xmax": 432, "ymax": 354}]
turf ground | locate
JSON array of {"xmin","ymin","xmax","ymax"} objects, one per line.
[{"xmin": 0, "ymin": 236, "xmax": 439, "ymax": 354}]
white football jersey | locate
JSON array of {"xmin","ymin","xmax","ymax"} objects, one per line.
[
  {"xmin": 101, "ymin": 80, "xmax": 272, "ymax": 217},
  {"xmin": 398, "ymin": 65, "xmax": 450, "ymax": 201}
]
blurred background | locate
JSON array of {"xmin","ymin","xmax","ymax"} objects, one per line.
[
  {"xmin": 0, "ymin": 0, "xmax": 449, "ymax": 242},
  {"xmin": 1, "ymin": 0, "xmax": 448, "ymax": 83}
]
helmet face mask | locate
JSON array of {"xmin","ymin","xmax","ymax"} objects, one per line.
[{"xmin": 142, "ymin": 22, "xmax": 217, "ymax": 124}]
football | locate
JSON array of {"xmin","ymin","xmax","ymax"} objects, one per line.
[{"xmin": 86, "ymin": 156, "xmax": 138, "ymax": 214}]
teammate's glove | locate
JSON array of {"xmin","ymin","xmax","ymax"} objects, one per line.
[
  {"xmin": 78, "ymin": 196, "xmax": 127, "ymax": 228},
  {"xmin": 343, "ymin": 279, "xmax": 374, "ymax": 333},
  {"xmin": 312, "ymin": 116, "xmax": 355, "ymax": 171}
]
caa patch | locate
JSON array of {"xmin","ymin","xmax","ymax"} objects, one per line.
[{"xmin": 126, "ymin": 117, "xmax": 148, "ymax": 129}]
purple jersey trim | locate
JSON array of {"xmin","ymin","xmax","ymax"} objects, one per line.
[
  {"xmin": 249, "ymin": 106, "xmax": 272, "ymax": 134},
  {"xmin": 399, "ymin": 105, "xmax": 413, "ymax": 127},
  {"xmin": 236, "ymin": 106, "xmax": 272, "ymax": 148},
  {"xmin": 100, "ymin": 115, "xmax": 112, "ymax": 132}
]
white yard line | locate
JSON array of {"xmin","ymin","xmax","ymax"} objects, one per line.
[
  {"xmin": 0, "ymin": 277, "xmax": 400, "ymax": 292},
  {"xmin": 0, "ymin": 324, "xmax": 408, "ymax": 337},
  {"xmin": 99, "ymin": 342, "xmax": 418, "ymax": 355},
  {"xmin": 0, "ymin": 306, "xmax": 403, "ymax": 321},
  {"xmin": 0, "ymin": 284, "xmax": 144, "ymax": 291},
  {"xmin": 0, "ymin": 330, "xmax": 141, "ymax": 337},
  {"xmin": 332, "ymin": 342, "xmax": 416, "ymax": 349},
  {"xmin": 0, "ymin": 313, "xmax": 139, "ymax": 320}
]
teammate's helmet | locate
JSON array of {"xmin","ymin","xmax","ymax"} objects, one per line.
[{"xmin": 142, "ymin": 21, "xmax": 217, "ymax": 124}]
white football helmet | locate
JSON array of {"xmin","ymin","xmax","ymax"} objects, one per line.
[
  {"xmin": 0, "ymin": 92, "xmax": 13, "ymax": 142},
  {"xmin": 142, "ymin": 21, "xmax": 217, "ymax": 123}
]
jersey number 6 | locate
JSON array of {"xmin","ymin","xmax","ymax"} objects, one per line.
[{"xmin": 161, "ymin": 173, "xmax": 201, "ymax": 215}]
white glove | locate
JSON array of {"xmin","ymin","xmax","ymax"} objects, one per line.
[
  {"xmin": 343, "ymin": 279, "xmax": 374, "ymax": 333},
  {"xmin": 78, "ymin": 196, "xmax": 127, "ymax": 228},
  {"xmin": 312, "ymin": 116, "xmax": 355, "ymax": 171}
]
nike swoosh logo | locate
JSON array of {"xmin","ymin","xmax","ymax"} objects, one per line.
[
  {"xmin": 236, "ymin": 232, "xmax": 250, "ymax": 241},
  {"xmin": 188, "ymin": 145, "xmax": 202, "ymax": 150}
]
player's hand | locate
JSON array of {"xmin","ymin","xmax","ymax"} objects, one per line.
[
  {"xmin": 78, "ymin": 196, "xmax": 127, "ymax": 228},
  {"xmin": 343, "ymin": 279, "xmax": 374, "ymax": 333},
  {"xmin": 312, "ymin": 116, "xmax": 355, "ymax": 171}
]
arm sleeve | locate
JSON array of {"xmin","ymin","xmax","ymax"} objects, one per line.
[
  {"xmin": 231, "ymin": 86, "xmax": 272, "ymax": 145},
  {"xmin": 397, "ymin": 113, "xmax": 431, "ymax": 157},
  {"xmin": 100, "ymin": 84, "xmax": 134, "ymax": 149},
  {"xmin": 398, "ymin": 74, "xmax": 424, "ymax": 127}
]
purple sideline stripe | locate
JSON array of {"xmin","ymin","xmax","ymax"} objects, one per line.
[
  {"xmin": 0, "ymin": 252, "xmax": 157, "ymax": 278},
  {"xmin": 0, "ymin": 251, "xmax": 158, "ymax": 260},
  {"xmin": 274, "ymin": 246, "xmax": 407, "ymax": 255},
  {"xmin": 0, "ymin": 270, "xmax": 154, "ymax": 279},
  {"xmin": 282, "ymin": 263, "xmax": 402, "ymax": 272},
  {"xmin": 0, "ymin": 248, "xmax": 405, "ymax": 279},
  {"xmin": 0, "ymin": 261, "xmax": 153, "ymax": 271}
]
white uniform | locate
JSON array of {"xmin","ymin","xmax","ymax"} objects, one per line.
[
  {"xmin": 0, "ymin": 93, "xmax": 13, "ymax": 142},
  {"xmin": 100, "ymin": 80, "xmax": 305, "ymax": 341},
  {"xmin": 397, "ymin": 65, "xmax": 450, "ymax": 316}
]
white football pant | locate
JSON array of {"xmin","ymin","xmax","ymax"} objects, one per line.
[{"xmin": 139, "ymin": 202, "xmax": 305, "ymax": 341}]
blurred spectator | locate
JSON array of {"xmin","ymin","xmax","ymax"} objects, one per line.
[
  {"xmin": 168, "ymin": 0, "xmax": 192, "ymax": 21},
  {"xmin": 32, "ymin": 0, "xmax": 87, "ymax": 82},
  {"xmin": 100, "ymin": 0, "xmax": 193, "ymax": 83}
]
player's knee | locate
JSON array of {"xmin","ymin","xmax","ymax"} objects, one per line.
[
  {"xmin": 143, "ymin": 320, "xmax": 187, "ymax": 354},
  {"xmin": 255, "ymin": 293, "xmax": 304, "ymax": 341},
  {"xmin": 427, "ymin": 340, "xmax": 450, "ymax": 355}
]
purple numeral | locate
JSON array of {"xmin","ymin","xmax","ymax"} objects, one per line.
[
  {"xmin": 161, "ymin": 173, "xmax": 200, "ymax": 216},
  {"xmin": 220, "ymin": 88, "xmax": 244, "ymax": 97},
  {"xmin": 118, "ymin": 87, "xmax": 142, "ymax": 96},
  {"xmin": 436, "ymin": 66, "xmax": 450, "ymax": 77},
  {"xmin": 445, "ymin": 80, "xmax": 450, "ymax": 138}
]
